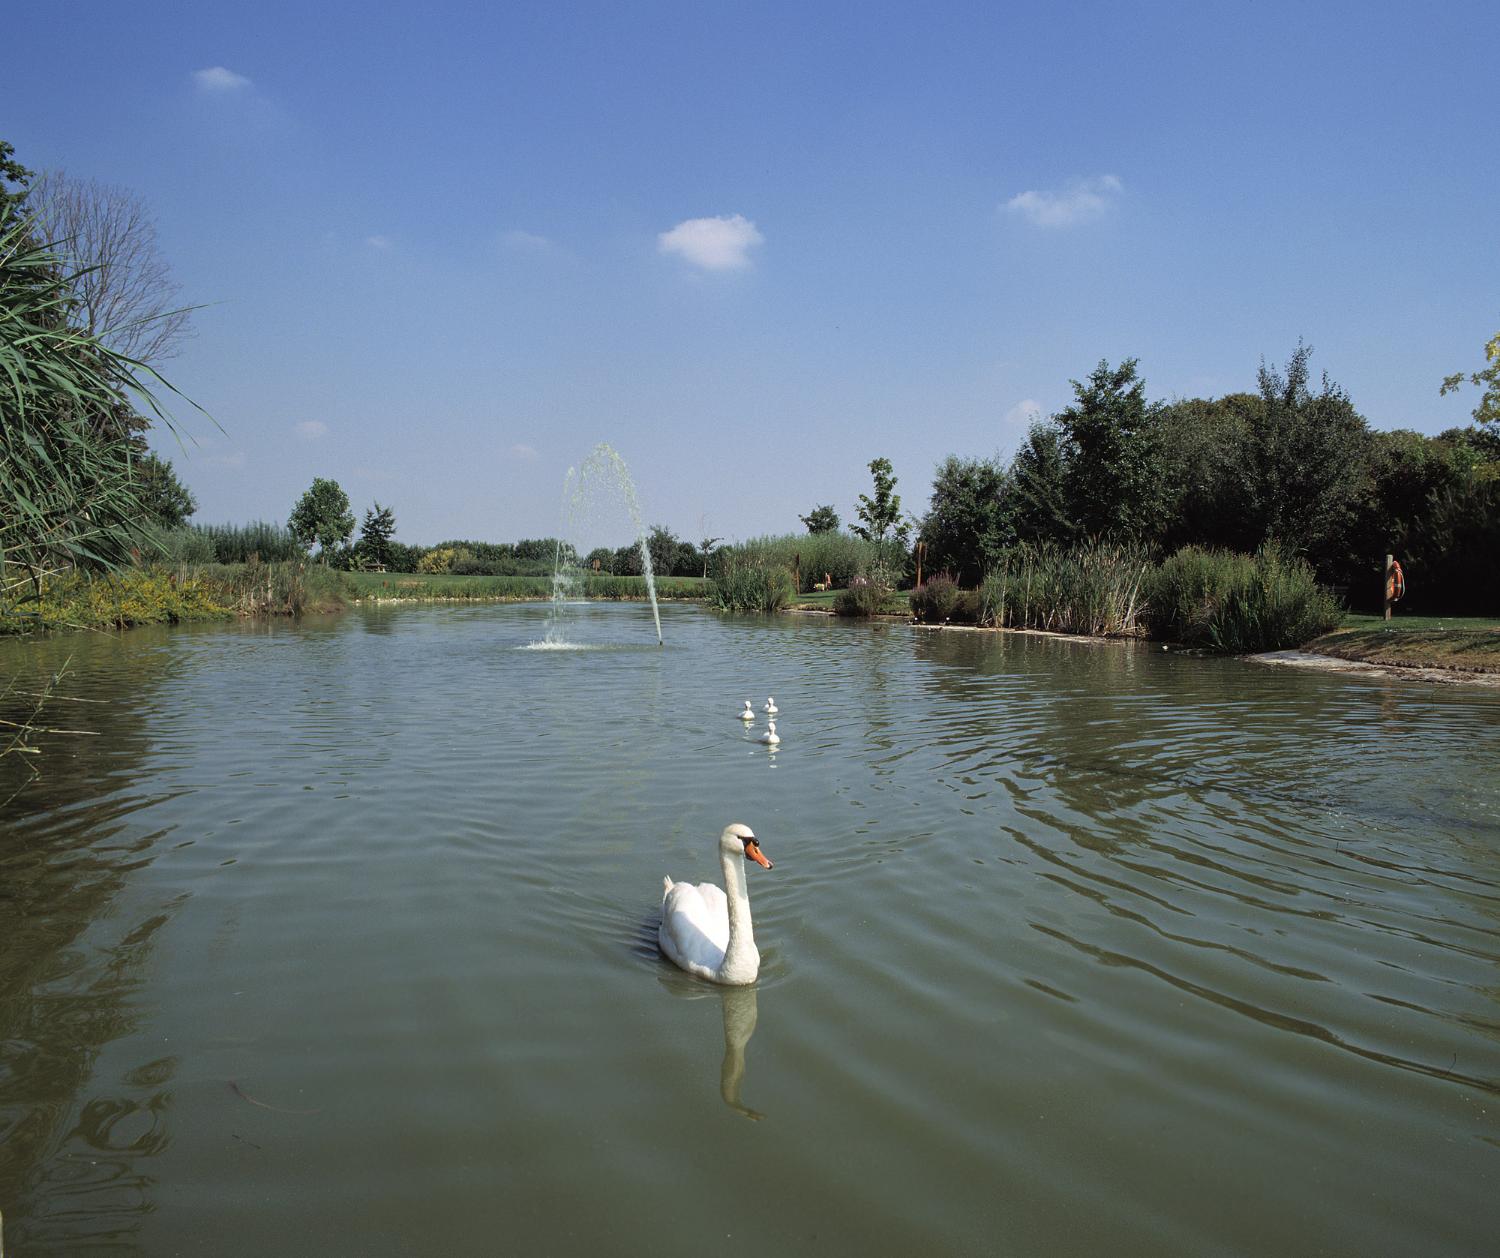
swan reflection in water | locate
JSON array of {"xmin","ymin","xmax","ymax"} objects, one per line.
[{"xmin": 656, "ymin": 975, "xmax": 764, "ymax": 1121}]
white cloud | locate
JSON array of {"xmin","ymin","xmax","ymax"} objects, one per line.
[
  {"xmin": 205, "ymin": 451, "xmax": 247, "ymax": 469},
  {"xmin": 502, "ymin": 229, "xmax": 552, "ymax": 253},
  {"xmin": 1002, "ymin": 399, "xmax": 1043, "ymax": 428},
  {"xmin": 295, "ymin": 420, "xmax": 328, "ymax": 441},
  {"xmin": 657, "ymin": 214, "xmax": 763, "ymax": 271},
  {"xmin": 365, "ymin": 234, "xmax": 393, "ymax": 250},
  {"xmin": 1003, "ymin": 175, "xmax": 1123, "ymax": 228},
  {"xmin": 193, "ymin": 66, "xmax": 252, "ymax": 92},
  {"xmin": 510, "ymin": 443, "xmax": 538, "ymax": 461}
]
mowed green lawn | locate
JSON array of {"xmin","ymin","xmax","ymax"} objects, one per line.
[{"xmin": 1312, "ymin": 613, "xmax": 1500, "ymax": 672}]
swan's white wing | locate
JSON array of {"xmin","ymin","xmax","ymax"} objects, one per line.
[{"xmin": 659, "ymin": 880, "xmax": 730, "ymax": 978}]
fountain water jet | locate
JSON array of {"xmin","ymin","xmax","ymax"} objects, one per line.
[{"xmin": 543, "ymin": 444, "xmax": 663, "ymax": 647}]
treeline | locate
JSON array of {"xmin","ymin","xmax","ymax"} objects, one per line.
[{"xmin": 916, "ymin": 347, "xmax": 1499, "ymax": 615}]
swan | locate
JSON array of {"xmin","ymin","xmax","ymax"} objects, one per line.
[
  {"xmin": 659, "ymin": 823, "xmax": 774, "ymax": 985},
  {"xmin": 759, "ymin": 720, "xmax": 780, "ymax": 746},
  {"xmin": 738, "ymin": 700, "xmax": 755, "ymax": 721},
  {"xmin": 763, "ymin": 697, "xmax": 778, "ymax": 714}
]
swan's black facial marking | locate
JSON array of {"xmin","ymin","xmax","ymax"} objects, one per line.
[{"xmin": 742, "ymin": 836, "xmax": 774, "ymax": 869}]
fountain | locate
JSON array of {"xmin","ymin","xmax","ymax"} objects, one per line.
[{"xmin": 541, "ymin": 444, "xmax": 663, "ymax": 647}]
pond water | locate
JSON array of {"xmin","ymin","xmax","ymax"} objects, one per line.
[{"xmin": 1, "ymin": 602, "xmax": 1498, "ymax": 1255}]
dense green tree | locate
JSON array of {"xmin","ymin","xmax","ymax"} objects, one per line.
[
  {"xmin": 1053, "ymin": 358, "xmax": 1164, "ymax": 541},
  {"xmin": 852, "ymin": 457, "xmax": 909, "ymax": 545},
  {"xmin": 917, "ymin": 455, "xmax": 1012, "ymax": 586},
  {"xmin": 1005, "ymin": 422, "xmax": 1075, "ymax": 544},
  {"xmin": 136, "ymin": 452, "xmax": 197, "ymax": 528},
  {"xmin": 584, "ymin": 546, "xmax": 615, "ymax": 572},
  {"xmin": 1155, "ymin": 393, "xmax": 1262, "ymax": 552},
  {"xmin": 0, "ymin": 140, "xmax": 33, "ymax": 221},
  {"xmin": 646, "ymin": 524, "xmax": 681, "ymax": 577},
  {"xmin": 1241, "ymin": 344, "xmax": 1371, "ymax": 577},
  {"xmin": 799, "ymin": 504, "xmax": 840, "ymax": 534},
  {"xmin": 1441, "ymin": 329, "xmax": 1500, "ymax": 427},
  {"xmin": 612, "ymin": 542, "xmax": 643, "ymax": 576},
  {"xmin": 357, "ymin": 501, "xmax": 397, "ymax": 568},
  {"xmin": 288, "ymin": 477, "xmax": 354, "ymax": 558}
]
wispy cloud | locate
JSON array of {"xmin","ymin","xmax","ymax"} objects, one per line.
[
  {"xmin": 658, "ymin": 214, "xmax": 763, "ymax": 271},
  {"xmin": 295, "ymin": 420, "xmax": 328, "ymax": 441},
  {"xmin": 1003, "ymin": 175, "xmax": 1123, "ymax": 228},
  {"xmin": 510, "ymin": 443, "xmax": 538, "ymax": 461},
  {"xmin": 502, "ymin": 229, "xmax": 553, "ymax": 253},
  {"xmin": 205, "ymin": 450, "xmax": 247, "ymax": 469},
  {"xmin": 364, "ymin": 234, "xmax": 393, "ymax": 251},
  {"xmin": 1002, "ymin": 399, "xmax": 1043, "ymax": 428},
  {"xmin": 193, "ymin": 66, "xmax": 252, "ymax": 93}
]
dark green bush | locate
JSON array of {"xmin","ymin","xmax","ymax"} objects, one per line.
[
  {"xmin": 1145, "ymin": 543, "xmax": 1341, "ymax": 652},
  {"xmin": 910, "ymin": 574, "xmax": 961, "ymax": 622}
]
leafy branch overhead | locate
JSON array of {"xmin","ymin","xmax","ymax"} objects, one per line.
[{"xmin": 1441, "ymin": 329, "xmax": 1500, "ymax": 427}]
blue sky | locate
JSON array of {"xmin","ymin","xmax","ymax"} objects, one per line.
[{"xmin": 7, "ymin": 1, "xmax": 1495, "ymax": 546}]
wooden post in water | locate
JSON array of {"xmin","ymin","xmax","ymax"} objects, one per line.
[
  {"xmin": 1384, "ymin": 553, "xmax": 1394, "ymax": 621},
  {"xmin": 793, "ymin": 551, "xmax": 801, "ymax": 594},
  {"xmin": 915, "ymin": 540, "xmax": 926, "ymax": 590}
]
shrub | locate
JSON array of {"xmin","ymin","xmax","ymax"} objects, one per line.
[
  {"xmin": 910, "ymin": 574, "xmax": 961, "ymax": 623},
  {"xmin": 1145, "ymin": 543, "xmax": 1342, "ymax": 652}
]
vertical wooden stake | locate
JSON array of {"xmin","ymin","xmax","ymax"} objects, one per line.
[
  {"xmin": 915, "ymin": 541, "xmax": 925, "ymax": 590},
  {"xmin": 793, "ymin": 551, "xmax": 801, "ymax": 594},
  {"xmin": 1384, "ymin": 553, "xmax": 1393, "ymax": 621}
]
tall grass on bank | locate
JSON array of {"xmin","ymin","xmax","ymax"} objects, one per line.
[
  {"xmin": 347, "ymin": 571, "xmax": 702, "ymax": 601},
  {"xmin": 708, "ymin": 563, "xmax": 795, "ymax": 613},
  {"xmin": 714, "ymin": 532, "xmax": 901, "ymax": 591},
  {"xmin": 980, "ymin": 541, "xmax": 1152, "ymax": 636},
  {"xmin": 156, "ymin": 521, "xmax": 305, "ymax": 565},
  {"xmin": 1145, "ymin": 543, "xmax": 1341, "ymax": 652}
]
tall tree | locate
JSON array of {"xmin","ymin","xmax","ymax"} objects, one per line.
[
  {"xmin": 917, "ymin": 456, "xmax": 1011, "ymax": 585},
  {"xmin": 27, "ymin": 170, "xmax": 191, "ymax": 365},
  {"xmin": 288, "ymin": 478, "xmax": 354, "ymax": 558},
  {"xmin": 1054, "ymin": 358, "xmax": 1163, "ymax": 541},
  {"xmin": 136, "ymin": 453, "xmax": 197, "ymax": 528},
  {"xmin": 1005, "ymin": 422, "xmax": 1075, "ymax": 544},
  {"xmin": 851, "ymin": 457, "xmax": 908, "ymax": 544},
  {"xmin": 799, "ymin": 504, "xmax": 840, "ymax": 534},
  {"xmin": 357, "ymin": 502, "xmax": 397, "ymax": 568},
  {"xmin": 1242, "ymin": 343, "xmax": 1371, "ymax": 575},
  {"xmin": 0, "ymin": 140, "xmax": 33, "ymax": 222},
  {"xmin": 1441, "ymin": 328, "xmax": 1500, "ymax": 427},
  {"xmin": 1, "ymin": 206, "xmax": 196, "ymax": 593}
]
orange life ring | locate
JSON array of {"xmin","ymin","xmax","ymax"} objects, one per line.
[{"xmin": 1386, "ymin": 559, "xmax": 1405, "ymax": 603}]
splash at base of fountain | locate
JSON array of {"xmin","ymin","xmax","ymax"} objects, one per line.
[{"xmin": 541, "ymin": 444, "xmax": 663, "ymax": 648}]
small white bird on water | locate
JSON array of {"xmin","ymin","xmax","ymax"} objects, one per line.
[
  {"xmin": 763, "ymin": 697, "xmax": 778, "ymax": 714},
  {"xmin": 759, "ymin": 720, "xmax": 780, "ymax": 746},
  {"xmin": 738, "ymin": 700, "xmax": 755, "ymax": 721}
]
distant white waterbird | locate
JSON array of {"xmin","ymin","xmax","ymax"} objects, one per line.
[
  {"xmin": 763, "ymin": 697, "xmax": 778, "ymax": 714},
  {"xmin": 738, "ymin": 700, "xmax": 755, "ymax": 721},
  {"xmin": 759, "ymin": 721, "xmax": 780, "ymax": 746}
]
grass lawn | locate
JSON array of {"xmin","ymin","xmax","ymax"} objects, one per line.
[
  {"xmin": 788, "ymin": 587, "xmax": 909, "ymax": 615},
  {"xmin": 1310, "ymin": 613, "xmax": 1500, "ymax": 672}
]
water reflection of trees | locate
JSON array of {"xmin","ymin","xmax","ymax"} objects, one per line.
[{"xmin": 0, "ymin": 631, "xmax": 181, "ymax": 1252}]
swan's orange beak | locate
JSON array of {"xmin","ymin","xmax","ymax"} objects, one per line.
[{"xmin": 746, "ymin": 841, "xmax": 773, "ymax": 869}]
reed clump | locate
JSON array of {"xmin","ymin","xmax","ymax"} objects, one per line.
[
  {"xmin": 714, "ymin": 532, "xmax": 900, "ymax": 592},
  {"xmin": 1144, "ymin": 543, "xmax": 1341, "ymax": 652},
  {"xmin": 980, "ymin": 541, "xmax": 1152, "ymax": 636},
  {"xmin": 708, "ymin": 563, "xmax": 795, "ymax": 613},
  {"xmin": 156, "ymin": 521, "xmax": 305, "ymax": 565}
]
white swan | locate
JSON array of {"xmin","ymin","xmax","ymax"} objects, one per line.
[
  {"xmin": 763, "ymin": 697, "xmax": 778, "ymax": 714},
  {"xmin": 659, "ymin": 823, "xmax": 774, "ymax": 985},
  {"xmin": 759, "ymin": 720, "xmax": 780, "ymax": 746},
  {"xmin": 738, "ymin": 700, "xmax": 755, "ymax": 721}
]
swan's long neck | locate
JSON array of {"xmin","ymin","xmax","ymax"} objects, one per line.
[{"xmin": 718, "ymin": 845, "xmax": 757, "ymax": 981}]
